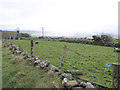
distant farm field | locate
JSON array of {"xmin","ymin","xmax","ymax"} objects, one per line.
[{"xmin": 8, "ymin": 39, "xmax": 118, "ymax": 88}]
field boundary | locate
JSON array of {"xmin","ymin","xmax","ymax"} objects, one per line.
[{"xmin": 4, "ymin": 39, "xmax": 120, "ymax": 89}]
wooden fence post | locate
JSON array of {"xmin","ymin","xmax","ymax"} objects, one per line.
[
  {"xmin": 112, "ymin": 63, "xmax": 120, "ymax": 88},
  {"xmin": 31, "ymin": 40, "xmax": 33, "ymax": 57},
  {"xmin": 17, "ymin": 30, "xmax": 20, "ymax": 50},
  {"xmin": 61, "ymin": 45, "xmax": 67, "ymax": 74},
  {"xmin": 18, "ymin": 37, "xmax": 20, "ymax": 50}
]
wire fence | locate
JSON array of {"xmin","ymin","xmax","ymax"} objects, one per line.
[
  {"xmin": 7, "ymin": 39, "xmax": 113, "ymax": 87},
  {"xmin": 64, "ymin": 46, "xmax": 112, "ymax": 86},
  {"xmin": 53, "ymin": 44, "xmax": 112, "ymax": 87}
]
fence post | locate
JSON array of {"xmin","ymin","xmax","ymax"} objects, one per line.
[
  {"xmin": 61, "ymin": 45, "xmax": 67, "ymax": 74},
  {"xmin": 31, "ymin": 40, "xmax": 33, "ymax": 57},
  {"xmin": 112, "ymin": 63, "xmax": 120, "ymax": 88},
  {"xmin": 18, "ymin": 37, "xmax": 20, "ymax": 50},
  {"xmin": 17, "ymin": 30, "xmax": 20, "ymax": 50}
]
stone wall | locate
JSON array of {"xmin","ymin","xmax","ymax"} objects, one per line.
[{"xmin": 3, "ymin": 40, "xmax": 114, "ymax": 89}]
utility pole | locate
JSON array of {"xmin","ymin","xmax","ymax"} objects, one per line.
[{"xmin": 42, "ymin": 27, "xmax": 44, "ymax": 38}]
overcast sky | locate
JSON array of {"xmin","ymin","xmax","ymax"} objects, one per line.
[{"xmin": 0, "ymin": 0, "xmax": 119, "ymax": 37}]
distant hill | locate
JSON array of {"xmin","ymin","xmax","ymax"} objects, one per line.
[{"xmin": 1, "ymin": 30, "xmax": 118, "ymax": 39}]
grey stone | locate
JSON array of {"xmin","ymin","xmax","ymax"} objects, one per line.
[
  {"xmin": 21, "ymin": 51, "xmax": 28, "ymax": 56},
  {"xmin": 64, "ymin": 70, "xmax": 84, "ymax": 75},
  {"xmin": 62, "ymin": 78, "xmax": 68, "ymax": 86},
  {"xmin": 15, "ymin": 46, "xmax": 19, "ymax": 50},
  {"xmin": 71, "ymin": 87, "xmax": 82, "ymax": 90},
  {"xmin": 14, "ymin": 50, "xmax": 22, "ymax": 54},
  {"xmin": 86, "ymin": 82, "xmax": 94, "ymax": 88},
  {"xmin": 34, "ymin": 60, "xmax": 41, "ymax": 63},
  {"xmin": 17, "ymin": 50, "xmax": 22, "ymax": 54},
  {"xmin": 61, "ymin": 73, "xmax": 73, "ymax": 80},
  {"xmin": 34, "ymin": 56, "xmax": 41, "ymax": 60},
  {"xmin": 34, "ymin": 60, "xmax": 41, "ymax": 67},
  {"xmin": 11, "ymin": 45, "xmax": 16, "ymax": 49},
  {"xmin": 48, "ymin": 65, "xmax": 60, "ymax": 72},
  {"xmin": 66, "ymin": 80, "xmax": 79, "ymax": 89},
  {"xmin": 79, "ymin": 82, "xmax": 86, "ymax": 88},
  {"xmin": 76, "ymin": 79, "xmax": 82, "ymax": 84},
  {"xmin": 27, "ymin": 55, "xmax": 32, "ymax": 58},
  {"xmin": 29, "ymin": 57, "xmax": 35, "ymax": 62},
  {"xmin": 8, "ymin": 43, "xmax": 13, "ymax": 47},
  {"xmin": 8, "ymin": 43, "xmax": 11, "ymax": 46},
  {"xmin": 40, "ymin": 60, "xmax": 50, "ymax": 69}
]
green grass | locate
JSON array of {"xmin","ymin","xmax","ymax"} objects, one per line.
[
  {"xmin": 2, "ymin": 47, "xmax": 63, "ymax": 88},
  {"xmin": 8, "ymin": 39, "xmax": 118, "ymax": 88},
  {"xmin": 0, "ymin": 40, "xmax": 2, "ymax": 90}
]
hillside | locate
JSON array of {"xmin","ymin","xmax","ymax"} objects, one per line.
[{"xmin": 2, "ymin": 46, "xmax": 63, "ymax": 88}]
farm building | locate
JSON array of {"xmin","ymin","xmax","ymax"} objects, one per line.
[{"xmin": 2, "ymin": 31, "xmax": 18, "ymax": 39}]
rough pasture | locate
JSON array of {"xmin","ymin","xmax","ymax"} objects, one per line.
[
  {"xmin": 2, "ymin": 47, "xmax": 63, "ymax": 88},
  {"xmin": 8, "ymin": 39, "xmax": 118, "ymax": 88}
]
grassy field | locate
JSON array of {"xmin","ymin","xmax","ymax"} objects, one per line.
[
  {"xmin": 2, "ymin": 46, "xmax": 63, "ymax": 88},
  {"xmin": 8, "ymin": 39, "xmax": 118, "ymax": 88},
  {"xmin": 0, "ymin": 39, "xmax": 2, "ymax": 90}
]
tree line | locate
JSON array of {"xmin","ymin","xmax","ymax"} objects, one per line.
[{"xmin": 59, "ymin": 34, "xmax": 119, "ymax": 47}]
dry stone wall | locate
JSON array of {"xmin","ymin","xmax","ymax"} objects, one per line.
[{"xmin": 3, "ymin": 40, "xmax": 96, "ymax": 89}]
